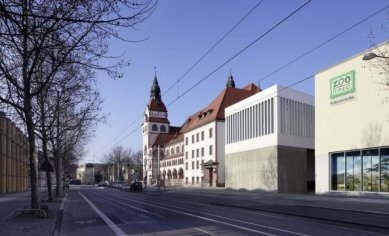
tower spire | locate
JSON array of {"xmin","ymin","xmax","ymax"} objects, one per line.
[
  {"xmin": 226, "ymin": 70, "xmax": 235, "ymax": 88},
  {"xmin": 150, "ymin": 70, "xmax": 161, "ymax": 101}
]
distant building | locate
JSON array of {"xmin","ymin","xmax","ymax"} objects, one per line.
[
  {"xmin": 142, "ymin": 73, "xmax": 259, "ymax": 187},
  {"xmin": 76, "ymin": 163, "xmax": 106, "ymax": 184},
  {"xmin": 225, "ymin": 85, "xmax": 315, "ymax": 193},
  {"xmin": 315, "ymin": 42, "xmax": 389, "ymax": 194}
]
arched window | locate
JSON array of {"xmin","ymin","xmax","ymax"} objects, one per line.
[
  {"xmin": 166, "ymin": 149, "xmax": 169, "ymax": 156},
  {"xmin": 160, "ymin": 125, "xmax": 166, "ymax": 132},
  {"xmin": 181, "ymin": 145, "xmax": 184, "ymax": 152},
  {"xmin": 152, "ymin": 124, "xmax": 158, "ymax": 131},
  {"xmin": 171, "ymin": 147, "xmax": 174, "ymax": 155},
  {"xmin": 176, "ymin": 146, "xmax": 180, "ymax": 153}
]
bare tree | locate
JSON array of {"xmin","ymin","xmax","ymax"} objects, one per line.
[{"xmin": 0, "ymin": 0, "xmax": 156, "ymax": 209}]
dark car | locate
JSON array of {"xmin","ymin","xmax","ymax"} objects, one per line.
[{"xmin": 130, "ymin": 181, "xmax": 143, "ymax": 192}]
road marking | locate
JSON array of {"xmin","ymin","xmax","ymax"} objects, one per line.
[
  {"xmin": 100, "ymin": 192, "xmax": 281, "ymax": 236},
  {"xmin": 194, "ymin": 227, "xmax": 216, "ymax": 235},
  {"xmin": 78, "ymin": 191, "xmax": 126, "ymax": 236},
  {"xmin": 94, "ymin": 192, "xmax": 163, "ymax": 218},
  {"xmin": 109, "ymin": 193, "xmax": 308, "ymax": 236},
  {"xmin": 60, "ymin": 192, "xmax": 67, "ymax": 211}
]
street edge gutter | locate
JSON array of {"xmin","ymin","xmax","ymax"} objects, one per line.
[
  {"xmin": 53, "ymin": 192, "xmax": 68, "ymax": 236},
  {"xmin": 210, "ymin": 202, "xmax": 389, "ymax": 230}
]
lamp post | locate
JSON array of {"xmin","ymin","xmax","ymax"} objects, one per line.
[
  {"xmin": 157, "ymin": 145, "xmax": 160, "ymax": 191},
  {"xmin": 362, "ymin": 52, "xmax": 389, "ymax": 61}
]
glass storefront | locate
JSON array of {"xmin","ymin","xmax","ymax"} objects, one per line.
[{"xmin": 331, "ymin": 147, "xmax": 389, "ymax": 192}]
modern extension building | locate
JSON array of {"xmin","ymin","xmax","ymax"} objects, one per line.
[
  {"xmin": 142, "ymin": 73, "xmax": 259, "ymax": 187},
  {"xmin": 315, "ymin": 42, "xmax": 389, "ymax": 194},
  {"xmin": 225, "ymin": 85, "xmax": 315, "ymax": 193}
]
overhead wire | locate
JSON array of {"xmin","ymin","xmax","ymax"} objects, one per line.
[
  {"xmin": 111, "ymin": 0, "xmax": 312, "ymax": 148},
  {"xmin": 96, "ymin": 0, "xmax": 266, "ymax": 152},
  {"xmin": 257, "ymin": 4, "xmax": 389, "ymax": 84},
  {"xmin": 162, "ymin": 0, "xmax": 265, "ymax": 96}
]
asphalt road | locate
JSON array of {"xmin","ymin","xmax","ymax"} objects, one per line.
[{"xmin": 58, "ymin": 186, "xmax": 389, "ymax": 236}]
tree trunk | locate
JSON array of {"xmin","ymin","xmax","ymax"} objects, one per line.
[
  {"xmin": 42, "ymin": 134, "xmax": 53, "ymax": 201},
  {"xmin": 54, "ymin": 149, "xmax": 62, "ymax": 198},
  {"xmin": 24, "ymin": 98, "xmax": 40, "ymax": 209}
]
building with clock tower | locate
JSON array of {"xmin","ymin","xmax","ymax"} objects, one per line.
[{"xmin": 143, "ymin": 72, "xmax": 260, "ymax": 187}]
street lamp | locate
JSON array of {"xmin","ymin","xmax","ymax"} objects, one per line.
[{"xmin": 362, "ymin": 52, "xmax": 389, "ymax": 60}]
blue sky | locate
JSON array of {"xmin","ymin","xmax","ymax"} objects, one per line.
[{"xmin": 84, "ymin": 0, "xmax": 389, "ymax": 163}]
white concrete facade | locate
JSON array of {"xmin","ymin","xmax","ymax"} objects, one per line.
[
  {"xmin": 315, "ymin": 42, "xmax": 389, "ymax": 194},
  {"xmin": 226, "ymin": 85, "xmax": 314, "ymax": 153},
  {"xmin": 225, "ymin": 85, "xmax": 315, "ymax": 192}
]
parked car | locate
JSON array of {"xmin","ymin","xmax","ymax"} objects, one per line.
[
  {"xmin": 69, "ymin": 179, "xmax": 81, "ymax": 185},
  {"xmin": 111, "ymin": 181, "xmax": 124, "ymax": 189},
  {"xmin": 130, "ymin": 181, "xmax": 143, "ymax": 192},
  {"xmin": 98, "ymin": 181, "xmax": 109, "ymax": 187}
]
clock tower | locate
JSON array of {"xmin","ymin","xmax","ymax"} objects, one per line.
[{"xmin": 142, "ymin": 74, "xmax": 169, "ymax": 184}]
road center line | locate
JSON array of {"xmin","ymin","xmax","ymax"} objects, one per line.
[
  {"xmin": 194, "ymin": 227, "xmax": 217, "ymax": 235},
  {"xmin": 78, "ymin": 191, "xmax": 126, "ymax": 236},
  {"xmin": 98, "ymin": 191, "xmax": 281, "ymax": 236},
  {"xmin": 107, "ymin": 192, "xmax": 308, "ymax": 236}
]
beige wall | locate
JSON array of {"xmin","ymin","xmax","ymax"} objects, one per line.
[
  {"xmin": 225, "ymin": 146, "xmax": 278, "ymax": 192},
  {"xmin": 315, "ymin": 43, "xmax": 389, "ymax": 193}
]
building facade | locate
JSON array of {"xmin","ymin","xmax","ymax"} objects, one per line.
[
  {"xmin": 143, "ymin": 73, "xmax": 259, "ymax": 187},
  {"xmin": 225, "ymin": 85, "xmax": 315, "ymax": 193},
  {"xmin": 315, "ymin": 42, "xmax": 389, "ymax": 194},
  {"xmin": 0, "ymin": 112, "xmax": 29, "ymax": 193}
]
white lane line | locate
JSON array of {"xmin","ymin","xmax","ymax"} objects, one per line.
[
  {"xmin": 103, "ymin": 193, "xmax": 279, "ymax": 236},
  {"xmin": 60, "ymin": 192, "xmax": 67, "ymax": 211},
  {"xmin": 95, "ymin": 192, "xmax": 163, "ymax": 218},
  {"xmin": 111, "ymin": 194, "xmax": 308, "ymax": 236},
  {"xmin": 194, "ymin": 227, "xmax": 216, "ymax": 235},
  {"xmin": 78, "ymin": 191, "xmax": 126, "ymax": 236}
]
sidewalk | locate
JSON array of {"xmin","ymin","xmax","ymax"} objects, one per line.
[{"xmin": 0, "ymin": 189, "xmax": 64, "ymax": 236}]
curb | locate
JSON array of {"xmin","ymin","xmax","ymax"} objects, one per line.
[{"xmin": 53, "ymin": 192, "xmax": 68, "ymax": 236}]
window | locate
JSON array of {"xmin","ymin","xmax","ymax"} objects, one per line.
[
  {"xmin": 330, "ymin": 148, "xmax": 389, "ymax": 193},
  {"xmin": 186, "ymin": 162, "xmax": 188, "ymax": 170},
  {"xmin": 196, "ymin": 133, "xmax": 199, "ymax": 142},
  {"xmin": 181, "ymin": 145, "xmax": 184, "ymax": 152},
  {"xmin": 192, "ymin": 161, "xmax": 194, "ymax": 169},
  {"xmin": 346, "ymin": 151, "xmax": 361, "ymax": 191},
  {"xmin": 185, "ymin": 152, "xmax": 188, "ymax": 160},
  {"xmin": 201, "ymin": 147, "xmax": 204, "ymax": 157},
  {"xmin": 201, "ymin": 131, "xmax": 204, "ymax": 141},
  {"xmin": 209, "ymin": 128, "xmax": 213, "ymax": 138},
  {"xmin": 192, "ymin": 177, "xmax": 194, "ymax": 184},
  {"xmin": 152, "ymin": 124, "xmax": 158, "ymax": 131},
  {"xmin": 171, "ymin": 148, "xmax": 174, "ymax": 155},
  {"xmin": 192, "ymin": 135, "xmax": 194, "ymax": 143},
  {"xmin": 186, "ymin": 137, "xmax": 188, "ymax": 145},
  {"xmin": 192, "ymin": 150, "xmax": 194, "ymax": 158},
  {"xmin": 381, "ymin": 148, "xmax": 389, "ymax": 192},
  {"xmin": 160, "ymin": 125, "xmax": 166, "ymax": 132},
  {"xmin": 209, "ymin": 145, "xmax": 213, "ymax": 155},
  {"xmin": 196, "ymin": 161, "xmax": 199, "ymax": 169},
  {"xmin": 176, "ymin": 146, "xmax": 180, "ymax": 153},
  {"xmin": 362, "ymin": 149, "xmax": 379, "ymax": 192},
  {"xmin": 196, "ymin": 149, "xmax": 199, "ymax": 157},
  {"xmin": 167, "ymin": 150, "xmax": 170, "ymax": 156},
  {"xmin": 186, "ymin": 177, "xmax": 188, "ymax": 184},
  {"xmin": 196, "ymin": 177, "xmax": 199, "ymax": 183}
]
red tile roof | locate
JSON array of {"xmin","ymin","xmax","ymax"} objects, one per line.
[
  {"xmin": 148, "ymin": 99, "xmax": 167, "ymax": 112},
  {"xmin": 150, "ymin": 83, "xmax": 260, "ymax": 147}
]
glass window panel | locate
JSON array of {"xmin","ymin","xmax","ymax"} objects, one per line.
[
  {"xmin": 362, "ymin": 149, "xmax": 379, "ymax": 192},
  {"xmin": 331, "ymin": 152, "xmax": 345, "ymax": 191},
  {"xmin": 381, "ymin": 148, "xmax": 389, "ymax": 192},
  {"xmin": 346, "ymin": 151, "xmax": 361, "ymax": 191}
]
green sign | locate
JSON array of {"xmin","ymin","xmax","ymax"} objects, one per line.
[{"xmin": 330, "ymin": 70, "xmax": 355, "ymax": 99}]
